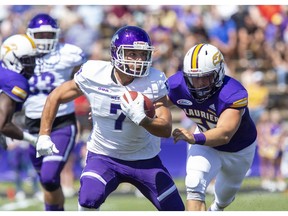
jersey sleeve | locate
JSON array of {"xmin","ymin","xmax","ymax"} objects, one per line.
[
  {"xmin": 73, "ymin": 60, "xmax": 94, "ymax": 94},
  {"xmin": 223, "ymin": 88, "xmax": 248, "ymax": 110},
  {"xmin": 156, "ymin": 70, "xmax": 169, "ymax": 99},
  {"xmin": 61, "ymin": 44, "xmax": 87, "ymax": 67},
  {"xmin": 2, "ymin": 75, "xmax": 30, "ymax": 103}
]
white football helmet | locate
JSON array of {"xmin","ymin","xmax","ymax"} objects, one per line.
[
  {"xmin": 183, "ymin": 43, "xmax": 225, "ymax": 103},
  {"xmin": 0, "ymin": 34, "xmax": 37, "ymax": 79}
]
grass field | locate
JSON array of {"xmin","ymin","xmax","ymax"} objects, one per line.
[{"xmin": 0, "ymin": 177, "xmax": 288, "ymax": 211}]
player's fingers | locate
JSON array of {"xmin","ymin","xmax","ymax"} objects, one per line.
[
  {"xmin": 172, "ymin": 128, "xmax": 181, "ymax": 137},
  {"xmin": 52, "ymin": 145, "xmax": 59, "ymax": 153},
  {"xmin": 135, "ymin": 93, "xmax": 144, "ymax": 102},
  {"xmin": 124, "ymin": 91, "xmax": 133, "ymax": 103},
  {"xmin": 36, "ymin": 152, "xmax": 41, "ymax": 158},
  {"xmin": 120, "ymin": 96, "xmax": 129, "ymax": 108}
]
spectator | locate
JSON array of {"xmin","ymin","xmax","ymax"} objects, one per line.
[{"xmin": 246, "ymin": 71, "xmax": 269, "ymax": 124}]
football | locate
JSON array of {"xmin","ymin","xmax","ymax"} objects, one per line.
[{"xmin": 122, "ymin": 91, "xmax": 155, "ymax": 118}]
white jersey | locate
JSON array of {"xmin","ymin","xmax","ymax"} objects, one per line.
[
  {"xmin": 74, "ymin": 60, "xmax": 168, "ymax": 161},
  {"xmin": 24, "ymin": 43, "xmax": 86, "ymax": 119}
]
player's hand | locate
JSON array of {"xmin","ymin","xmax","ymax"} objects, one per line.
[
  {"xmin": 36, "ymin": 135, "xmax": 59, "ymax": 158},
  {"xmin": 172, "ymin": 128, "xmax": 195, "ymax": 144},
  {"xmin": 23, "ymin": 131, "xmax": 38, "ymax": 146},
  {"xmin": 120, "ymin": 92, "xmax": 146, "ymax": 125}
]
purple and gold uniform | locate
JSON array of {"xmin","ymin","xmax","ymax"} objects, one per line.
[
  {"xmin": 0, "ymin": 63, "xmax": 30, "ymax": 111},
  {"xmin": 168, "ymin": 72, "xmax": 257, "ymax": 152},
  {"xmin": 167, "ymin": 43, "xmax": 257, "ymax": 211}
]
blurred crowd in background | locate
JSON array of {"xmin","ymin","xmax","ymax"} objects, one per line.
[{"xmin": 1, "ymin": 4, "xmax": 288, "ymax": 200}]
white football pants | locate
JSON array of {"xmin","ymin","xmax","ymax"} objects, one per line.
[{"xmin": 185, "ymin": 141, "xmax": 256, "ymax": 207}]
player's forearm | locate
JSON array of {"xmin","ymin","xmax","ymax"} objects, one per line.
[
  {"xmin": 140, "ymin": 106, "xmax": 172, "ymax": 137},
  {"xmin": 39, "ymin": 94, "xmax": 60, "ymax": 136},
  {"xmin": 39, "ymin": 80, "xmax": 82, "ymax": 136},
  {"xmin": 0, "ymin": 122, "xmax": 24, "ymax": 140},
  {"xmin": 199, "ymin": 125, "xmax": 239, "ymax": 147},
  {"xmin": 140, "ymin": 116, "xmax": 172, "ymax": 138}
]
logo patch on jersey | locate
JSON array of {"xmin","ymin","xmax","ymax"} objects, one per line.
[
  {"xmin": 209, "ymin": 104, "xmax": 216, "ymax": 111},
  {"xmin": 12, "ymin": 86, "xmax": 27, "ymax": 99},
  {"xmin": 177, "ymin": 99, "xmax": 192, "ymax": 106}
]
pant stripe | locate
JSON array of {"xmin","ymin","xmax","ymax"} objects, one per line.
[
  {"xmin": 157, "ymin": 184, "xmax": 177, "ymax": 202},
  {"xmin": 81, "ymin": 171, "xmax": 107, "ymax": 185}
]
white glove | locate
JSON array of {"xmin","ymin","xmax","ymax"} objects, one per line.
[
  {"xmin": 120, "ymin": 92, "xmax": 146, "ymax": 125},
  {"xmin": 23, "ymin": 131, "xmax": 38, "ymax": 146},
  {"xmin": 36, "ymin": 135, "xmax": 59, "ymax": 158}
]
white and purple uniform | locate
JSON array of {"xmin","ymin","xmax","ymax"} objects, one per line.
[
  {"xmin": 24, "ymin": 43, "xmax": 85, "ymax": 191},
  {"xmin": 74, "ymin": 60, "xmax": 184, "ymax": 210}
]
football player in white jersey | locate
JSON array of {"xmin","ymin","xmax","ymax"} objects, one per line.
[
  {"xmin": 35, "ymin": 25, "xmax": 185, "ymax": 211},
  {"xmin": 23, "ymin": 13, "xmax": 86, "ymax": 211}
]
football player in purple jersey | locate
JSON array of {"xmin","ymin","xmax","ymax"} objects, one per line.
[
  {"xmin": 35, "ymin": 25, "xmax": 185, "ymax": 211},
  {"xmin": 24, "ymin": 13, "xmax": 86, "ymax": 211},
  {"xmin": 0, "ymin": 34, "xmax": 38, "ymax": 150},
  {"xmin": 167, "ymin": 43, "xmax": 257, "ymax": 211}
]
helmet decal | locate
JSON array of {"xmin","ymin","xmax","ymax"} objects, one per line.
[
  {"xmin": 191, "ymin": 43, "xmax": 204, "ymax": 69},
  {"xmin": 0, "ymin": 34, "xmax": 37, "ymax": 79},
  {"xmin": 212, "ymin": 51, "xmax": 223, "ymax": 66}
]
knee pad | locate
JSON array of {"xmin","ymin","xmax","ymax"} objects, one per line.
[
  {"xmin": 186, "ymin": 173, "xmax": 206, "ymax": 201},
  {"xmin": 40, "ymin": 161, "xmax": 63, "ymax": 192},
  {"xmin": 41, "ymin": 179, "xmax": 61, "ymax": 192}
]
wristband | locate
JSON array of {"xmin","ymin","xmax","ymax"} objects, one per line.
[{"xmin": 193, "ymin": 133, "xmax": 206, "ymax": 145}]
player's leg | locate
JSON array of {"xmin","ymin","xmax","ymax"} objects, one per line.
[
  {"xmin": 29, "ymin": 124, "xmax": 77, "ymax": 210},
  {"xmin": 186, "ymin": 145, "xmax": 221, "ymax": 211},
  {"xmin": 128, "ymin": 155, "xmax": 185, "ymax": 211},
  {"xmin": 78, "ymin": 152, "xmax": 120, "ymax": 210},
  {"xmin": 210, "ymin": 143, "xmax": 256, "ymax": 211}
]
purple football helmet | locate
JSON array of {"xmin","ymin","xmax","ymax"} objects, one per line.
[
  {"xmin": 110, "ymin": 26, "xmax": 154, "ymax": 77},
  {"xmin": 26, "ymin": 13, "xmax": 60, "ymax": 54}
]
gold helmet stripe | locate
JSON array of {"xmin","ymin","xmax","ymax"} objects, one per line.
[
  {"xmin": 22, "ymin": 34, "xmax": 36, "ymax": 49},
  {"xmin": 191, "ymin": 43, "xmax": 205, "ymax": 69}
]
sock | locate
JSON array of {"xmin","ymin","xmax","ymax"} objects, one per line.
[
  {"xmin": 45, "ymin": 203, "xmax": 64, "ymax": 211},
  {"xmin": 208, "ymin": 202, "xmax": 224, "ymax": 211}
]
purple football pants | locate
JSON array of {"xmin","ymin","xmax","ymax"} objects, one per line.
[
  {"xmin": 78, "ymin": 151, "xmax": 185, "ymax": 211},
  {"xmin": 29, "ymin": 124, "xmax": 77, "ymax": 191}
]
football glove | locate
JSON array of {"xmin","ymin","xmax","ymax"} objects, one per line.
[
  {"xmin": 23, "ymin": 131, "xmax": 38, "ymax": 146},
  {"xmin": 120, "ymin": 92, "xmax": 146, "ymax": 125},
  {"xmin": 36, "ymin": 135, "xmax": 59, "ymax": 158}
]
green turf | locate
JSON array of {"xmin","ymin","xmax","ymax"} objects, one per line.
[{"xmin": 0, "ymin": 177, "xmax": 288, "ymax": 211}]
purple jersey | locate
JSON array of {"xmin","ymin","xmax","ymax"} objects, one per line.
[
  {"xmin": 167, "ymin": 71, "xmax": 257, "ymax": 152},
  {"xmin": 0, "ymin": 62, "xmax": 30, "ymax": 111}
]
